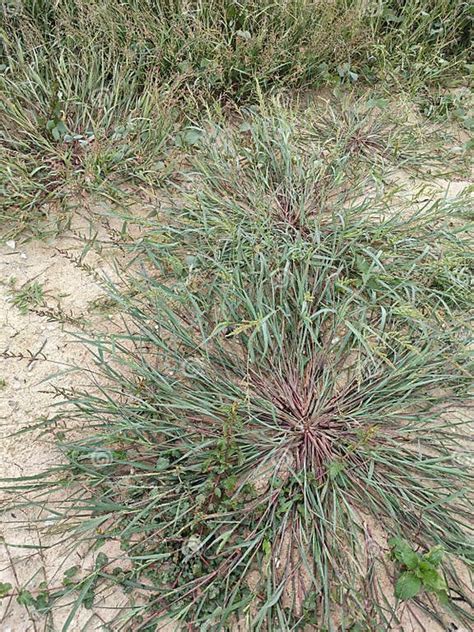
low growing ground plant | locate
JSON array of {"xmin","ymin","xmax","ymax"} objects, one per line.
[
  {"xmin": 9, "ymin": 278, "xmax": 45, "ymax": 314},
  {"xmin": 389, "ymin": 538, "xmax": 450, "ymax": 603}
]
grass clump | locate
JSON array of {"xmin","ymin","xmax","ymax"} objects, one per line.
[
  {"xmin": 146, "ymin": 102, "xmax": 473, "ymax": 321},
  {"xmin": 9, "ymin": 279, "xmax": 45, "ymax": 314},
  {"xmin": 12, "ymin": 215, "xmax": 473, "ymax": 629},
  {"xmin": 0, "ymin": 47, "xmax": 178, "ymax": 237}
]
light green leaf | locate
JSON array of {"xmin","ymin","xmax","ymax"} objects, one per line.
[
  {"xmin": 423, "ymin": 545, "xmax": 444, "ymax": 566},
  {"xmin": 389, "ymin": 537, "xmax": 419, "ymax": 569},
  {"xmin": 395, "ymin": 571, "xmax": 422, "ymax": 600}
]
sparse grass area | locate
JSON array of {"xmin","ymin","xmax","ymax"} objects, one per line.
[{"xmin": 0, "ymin": 2, "xmax": 473, "ymax": 631}]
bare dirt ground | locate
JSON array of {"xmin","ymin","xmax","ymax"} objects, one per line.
[
  {"xmin": 0, "ymin": 201, "xmax": 180, "ymax": 631},
  {"xmin": 0, "ymin": 168, "xmax": 472, "ymax": 628},
  {"xmin": 0, "ymin": 206, "xmax": 128, "ymax": 630}
]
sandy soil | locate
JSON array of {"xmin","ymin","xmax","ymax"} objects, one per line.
[
  {"xmin": 0, "ymin": 206, "xmax": 122, "ymax": 630},
  {"xmin": 0, "ymin": 200, "xmax": 180, "ymax": 631},
  {"xmin": 0, "ymin": 168, "xmax": 472, "ymax": 629}
]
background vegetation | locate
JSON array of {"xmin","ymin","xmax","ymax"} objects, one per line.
[{"xmin": 1, "ymin": 0, "xmax": 472, "ymax": 236}]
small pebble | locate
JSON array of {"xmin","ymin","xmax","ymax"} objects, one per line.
[
  {"xmin": 20, "ymin": 252, "xmax": 27, "ymax": 259},
  {"xmin": 6, "ymin": 240, "xmax": 16, "ymax": 250}
]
